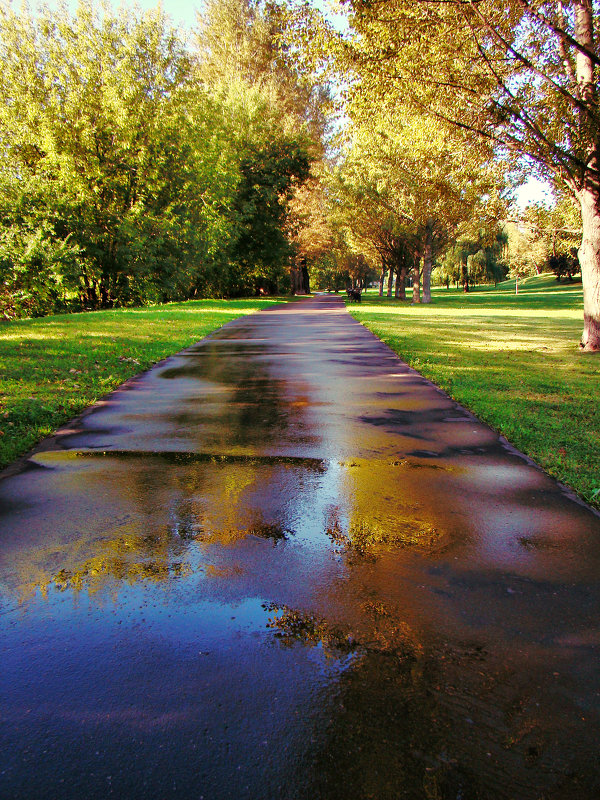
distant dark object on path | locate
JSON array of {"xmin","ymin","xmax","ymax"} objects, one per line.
[{"xmin": 346, "ymin": 287, "xmax": 362, "ymax": 302}]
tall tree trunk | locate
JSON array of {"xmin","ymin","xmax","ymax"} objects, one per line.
[
  {"xmin": 422, "ymin": 220, "xmax": 433, "ymax": 303},
  {"xmin": 412, "ymin": 265, "xmax": 421, "ymax": 303},
  {"xmin": 289, "ymin": 265, "xmax": 300, "ymax": 295},
  {"xmin": 395, "ymin": 266, "xmax": 406, "ymax": 300},
  {"xmin": 574, "ymin": 0, "xmax": 600, "ymax": 350},
  {"xmin": 578, "ymin": 184, "xmax": 600, "ymax": 350},
  {"xmin": 301, "ymin": 260, "xmax": 311, "ymax": 294},
  {"xmin": 290, "ymin": 256, "xmax": 309, "ymax": 295},
  {"xmin": 379, "ymin": 267, "xmax": 385, "ymax": 296},
  {"xmin": 387, "ymin": 265, "xmax": 394, "ymax": 296}
]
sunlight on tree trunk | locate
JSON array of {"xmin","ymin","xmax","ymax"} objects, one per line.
[
  {"xmin": 422, "ymin": 221, "xmax": 433, "ymax": 304},
  {"xmin": 579, "ymin": 186, "xmax": 600, "ymax": 350},
  {"xmin": 412, "ymin": 267, "xmax": 421, "ymax": 304}
]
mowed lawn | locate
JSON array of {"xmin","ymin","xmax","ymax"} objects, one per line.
[
  {"xmin": 0, "ymin": 298, "xmax": 280, "ymax": 470},
  {"xmin": 348, "ymin": 274, "xmax": 600, "ymax": 507}
]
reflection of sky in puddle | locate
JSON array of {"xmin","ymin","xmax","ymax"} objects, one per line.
[
  {"xmin": 1, "ymin": 584, "xmax": 356, "ymax": 800},
  {"xmin": 1, "ymin": 445, "xmax": 363, "ymax": 800}
]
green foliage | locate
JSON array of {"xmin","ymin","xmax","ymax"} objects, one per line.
[
  {"xmin": 194, "ymin": 0, "xmax": 326, "ymax": 297},
  {"xmin": 229, "ymin": 137, "xmax": 311, "ymax": 293},
  {"xmin": 0, "ymin": 0, "xmax": 324, "ymax": 316},
  {"xmin": 310, "ymin": 254, "xmax": 344, "ymax": 290},
  {"xmin": 439, "ymin": 227, "xmax": 508, "ymax": 289},
  {"xmin": 311, "ymin": 0, "xmax": 600, "ymax": 346},
  {"xmin": 0, "ymin": 3, "xmax": 204, "ymax": 310},
  {"xmin": 320, "ymin": 90, "xmax": 509, "ymax": 302}
]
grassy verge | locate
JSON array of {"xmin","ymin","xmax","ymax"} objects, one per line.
[
  {"xmin": 348, "ymin": 274, "xmax": 600, "ymax": 507},
  {"xmin": 0, "ymin": 298, "xmax": 283, "ymax": 470}
]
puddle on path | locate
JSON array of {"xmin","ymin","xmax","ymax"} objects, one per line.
[
  {"xmin": 2, "ymin": 449, "xmax": 600, "ymax": 799},
  {"xmin": 2, "ymin": 298, "xmax": 600, "ymax": 799}
]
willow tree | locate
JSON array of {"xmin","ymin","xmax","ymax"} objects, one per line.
[{"xmin": 338, "ymin": 0, "xmax": 600, "ymax": 349}]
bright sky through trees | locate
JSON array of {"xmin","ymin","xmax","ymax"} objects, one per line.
[
  {"xmin": 41, "ymin": 0, "xmax": 347, "ymax": 33},
  {"xmin": 515, "ymin": 178, "xmax": 554, "ymax": 209},
  {"xmin": 40, "ymin": 0, "xmax": 200, "ymax": 31}
]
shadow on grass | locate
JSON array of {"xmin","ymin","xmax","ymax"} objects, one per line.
[{"xmin": 360, "ymin": 283, "xmax": 583, "ymax": 312}]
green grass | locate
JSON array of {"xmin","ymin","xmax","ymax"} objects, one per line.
[
  {"xmin": 0, "ymin": 298, "xmax": 281, "ymax": 469},
  {"xmin": 349, "ymin": 274, "xmax": 600, "ymax": 507}
]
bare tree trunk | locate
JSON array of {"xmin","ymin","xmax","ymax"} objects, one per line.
[
  {"xmin": 289, "ymin": 265, "xmax": 302, "ymax": 295},
  {"xmin": 395, "ymin": 266, "xmax": 406, "ymax": 300},
  {"xmin": 289, "ymin": 257, "xmax": 310, "ymax": 295},
  {"xmin": 412, "ymin": 266, "xmax": 421, "ymax": 303},
  {"xmin": 387, "ymin": 265, "xmax": 394, "ymax": 296},
  {"xmin": 422, "ymin": 221, "xmax": 433, "ymax": 303},
  {"xmin": 379, "ymin": 267, "xmax": 385, "ymax": 296},
  {"xmin": 579, "ymin": 184, "xmax": 600, "ymax": 350},
  {"xmin": 301, "ymin": 261, "xmax": 311, "ymax": 294},
  {"xmin": 574, "ymin": 0, "xmax": 600, "ymax": 350}
]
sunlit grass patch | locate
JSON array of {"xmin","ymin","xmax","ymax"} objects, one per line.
[
  {"xmin": 349, "ymin": 276, "xmax": 600, "ymax": 506},
  {"xmin": 0, "ymin": 298, "xmax": 281, "ymax": 470}
]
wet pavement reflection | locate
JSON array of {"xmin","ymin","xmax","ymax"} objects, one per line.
[{"xmin": 2, "ymin": 295, "xmax": 600, "ymax": 799}]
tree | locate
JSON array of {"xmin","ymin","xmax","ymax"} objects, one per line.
[
  {"xmin": 440, "ymin": 226, "xmax": 508, "ymax": 290},
  {"xmin": 504, "ymin": 220, "xmax": 548, "ymax": 278},
  {"xmin": 194, "ymin": 0, "xmax": 327, "ymax": 295},
  {"xmin": 0, "ymin": 2, "xmax": 238, "ymax": 311},
  {"xmin": 328, "ymin": 157, "xmax": 411, "ymax": 298},
  {"xmin": 230, "ymin": 131, "xmax": 311, "ymax": 294},
  {"xmin": 325, "ymin": 96, "xmax": 505, "ymax": 303},
  {"xmin": 521, "ymin": 196, "xmax": 582, "ymax": 277},
  {"xmin": 0, "ymin": 0, "xmax": 329, "ymax": 315},
  {"xmin": 331, "ymin": 0, "xmax": 600, "ymax": 348},
  {"xmin": 287, "ymin": 172, "xmax": 334, "ymax": 294}
]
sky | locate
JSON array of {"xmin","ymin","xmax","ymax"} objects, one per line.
[
  {"xmin": 141, "ymin": 0, "xmax": 200, "ymax": 31},
  {"xmin": 39, "ymin": 0, "xmax": 345, "ymax": 33},
  {"xmin": 514, "ymin": 178, "xmax": 554, "ymax": 209},
  {"xmin": 34, "ymin": 1, "xmax": 199, "ymax": 33}
]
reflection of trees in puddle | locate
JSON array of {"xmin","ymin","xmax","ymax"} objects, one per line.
[
  {"xmin": 21, "ymin": 524, "xmax": 193, "ymax": 600},
  {"xmin": 53, "ymin": 557, "xmax": 191, "ymax": 593},
  {"xmin": 262, "ymin": 599, "xmax": 567, "ymax": 799},
  {"xmin": 264, "ymin": 593, "xmax": 595, "ymax": 798},
  {"xmin": 15, "ymin": 457, "xmax": 318, "ymax": 602},
  {"xmin": 174, "ymin": 494, "xmax": 294, "ymax": 547},
  {"xmin": 261, "ymin": 600, "xmax": 467, "ymax": 798},
  {"xmin": 262, "ymin": 602, "xmax": 358, "ymax": 655},
  {"xmin": 262, "ymin": 459, "xmax": 586, "ymax": 798},
  {"xmin": 263, "ymin": 599, "xmax": 423, "ymax": 662},
  {"xmin": 161, "ymin": 339, "xmax": 320, "ymax": 449},
  {"xmin": 321, "ymin": 459, "xmax": 453, "ymax": 564},
  {"xmin": 325, "ymin": 503, "xmax": 443, "ymax": 561}
]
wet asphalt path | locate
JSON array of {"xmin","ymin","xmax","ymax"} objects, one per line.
[{"xmin": 2, "ymin": 294, "xmax": 600, "ymax": 799}]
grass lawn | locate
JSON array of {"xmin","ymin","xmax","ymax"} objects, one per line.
[
  {"xmin": 0, "ymin": 298, "xmax": 282, "ymax": 470},
  {"xmin": 348, "ymin": 274, "xmax": 600, "ymax": 507}
]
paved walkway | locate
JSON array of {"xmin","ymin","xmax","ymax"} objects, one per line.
[{"xmin": 2, "ymin": 295, "xmax": 600, "ymax": 799}]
